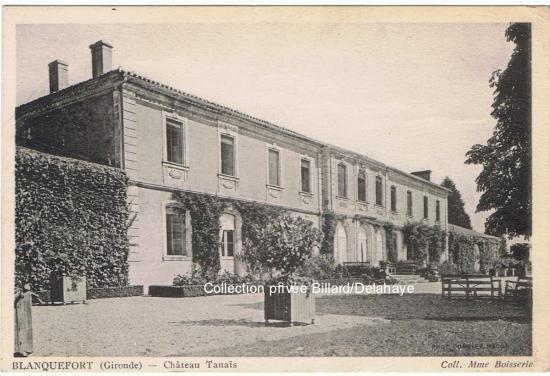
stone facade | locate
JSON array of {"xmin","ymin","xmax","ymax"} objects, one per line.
[{"xmin": 17, "ymin": 63, "xmax": 455, "ymax": 288}]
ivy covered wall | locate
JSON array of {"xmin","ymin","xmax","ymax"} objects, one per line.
[{"xmin": 15, "ymin": 147, "xmax": 130, "ymax": 291}]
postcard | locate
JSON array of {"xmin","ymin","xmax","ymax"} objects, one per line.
[{"xmin": 1, "ymin": 5, "xmax": 549, "ymax": 372}]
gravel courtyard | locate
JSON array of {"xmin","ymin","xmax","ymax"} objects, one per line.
[{"xmin": 31, "ymin": 283, "xmax": 531, "ymax": 357}]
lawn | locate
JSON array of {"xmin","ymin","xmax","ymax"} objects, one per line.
[
  {"xmin": 187, "ymin": 294, "xmax": 532, "ymax": 357},
  {"xmin": 31, "ymin": 289, "xmax": 531, "ymax": 357}
]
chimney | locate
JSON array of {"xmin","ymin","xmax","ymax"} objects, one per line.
[
  {"xmin": 89, "ymin": 40, "xmax": 113, "ymax": 78},
  {"xmin": 411, "ymin": 170, "xmax": 431, "ymax": 181},
  {"xmin": 48, "ymin": 60, "xmax": 69, "ymax": 93}
]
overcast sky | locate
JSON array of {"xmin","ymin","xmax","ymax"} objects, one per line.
[{"xmin": 16, "ymin": 23, "xmax": 515, "ymax": 233}]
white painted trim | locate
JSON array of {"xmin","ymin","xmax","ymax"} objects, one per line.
[{"xmin": 161, "ymin": 200, "xmax": 192, "ymax": 261}]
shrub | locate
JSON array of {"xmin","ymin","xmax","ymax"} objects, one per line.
[
  {"xmin": 511, "ymin": 243, "xmax": 530, "ymax": 261},
  {"xmin": 296, "ymin": 254, "xmax": 338, "ymax": 280},
  {"xmin": 173, "ymin": 266, "xmax": 254, "ymax": 286},
  {"xmin": 438, "ymin": 261, "xmax": 460, "ymax": 275},
  {"xmin": 15, "ymin": 147, "xmax": 130, "ymax": 291},
  {"xmin": 343, "ymin": 263, "xmax": 371, "ymax": 277}
]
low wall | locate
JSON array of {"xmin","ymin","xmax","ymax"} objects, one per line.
[
  {"xmin": 35, "ymin": 285, "xmax": 143, "ymax": 303},
  {"xmin": 149, "ymin": 279, "xmax": 365, "ymax": 298}
]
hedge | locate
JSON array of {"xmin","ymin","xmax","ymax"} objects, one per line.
[{"xmin": 15, "ymin": 147, "xmax": 130, "ymax": 291}]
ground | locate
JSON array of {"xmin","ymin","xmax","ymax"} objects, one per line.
[{"xmin": 31, "ymin": 282, "xmax": 531, "ymax": 357}]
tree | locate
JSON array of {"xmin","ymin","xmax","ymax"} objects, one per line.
[
  {"xmin": 240, "ymin": 215, "xmax": 321, "ymax": 278},
  {"xmin": 465, "ymin": 23, "xmax": 531, "ymax": 239},
  {"xmin": 441, "ymin": 177, "xmax": 473, "ymax": 229}
]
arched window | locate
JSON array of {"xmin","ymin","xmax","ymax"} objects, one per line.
[
  {"xmin": 335, "ymin": 223, "xmax": 348, "ymax": 263},
  {"xmin": 220, "ymin": 213, "xmax": 236, "ymax": 257}
]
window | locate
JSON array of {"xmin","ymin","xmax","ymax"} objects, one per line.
[
  {"xmin": 301, "ymin": 159, "xmax": 311, "ymax": 193},
  {"xmin": 220, "ymin": 213, "xmax": 236, "ymax": 257},
  {"xmin": 357, "ymin": 172, "xmax": 367, "ymax": 202},
  {"xmin": 407, "ymin": 191, "xmax": 413, "ymax": 216},
  {"xmin": 220, "ymin": 135, "xmax": 235, "ymax": 176},
  {"xmin": 375, "ymin": 176, "xmax": 383, "ymax": 206},
  {"xmin": 166, "ymin": 206, "xmax": 188, "ymax": 256},
  {"xmin": 268, "ymin": 149, "xmax": 280, "ymax": 186},
  {"xmin": 335, "ymin": 224, "xmax": 348, "ymax": 263},
  {"xmin": 391, "ymin": 186, "xmax": 397, "ymax": 212},
  {"xmin": 221, "ymin": 230, "xmax": 234, "ymax": 257},
  {"xmin": 337, "ymin": 164, "xmax": 347, "ymax": 198},
  {"xmin": 436, "ymin": 200, "xmax": 441, "ymax": 222},
  {"xmin": 166, "ymin": 118, "xmax": 184, "ymax": 164},
  {"xmin": 424, "ymin": 196, "xmax": 429, "ymax": 219}
]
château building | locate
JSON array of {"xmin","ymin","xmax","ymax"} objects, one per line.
[{"xmin": 16, "ymin": 41, "xmax": 497, "ymax": 288}]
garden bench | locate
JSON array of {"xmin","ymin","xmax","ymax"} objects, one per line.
[
  {"xmin": 441, "ymin": 274, "xmax": 501, "ymax": 299},
  {"xmin": 504, "ymin": 276, "xmax": 532, "ymax": 300}
]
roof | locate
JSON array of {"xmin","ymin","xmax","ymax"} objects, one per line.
[{"xmin": 17, "ymin": 68, "xmax": 449, "ymax": 193}]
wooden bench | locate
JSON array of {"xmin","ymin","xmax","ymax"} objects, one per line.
[
  {"xmin": 441, "ymin": 274, "xmax": 501, "ymax": 299},
  {"xmin": 504, "ymin": 276, "xmax": 532, "ymax": 300}
]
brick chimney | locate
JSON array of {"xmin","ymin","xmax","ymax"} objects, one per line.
[
  {"xmin": 48, "ymin": 60, "xmax": 69, "ymax": 93},
  {"xmin": 411, "ymin": 170, "xmax": 431, "ymax": 181},
  {"xmin": 89, "ymin": 40, "xmax": 113, "ymax": 78}
]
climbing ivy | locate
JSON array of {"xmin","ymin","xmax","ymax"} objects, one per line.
[
  {"xmin": 173, "ymin": 191, "xmax": 226, "ymax": 279},
  {"xmin": 233, "ymin": 201, "xmax": 286, "ymax": 275},
  {"xmin": 402, "ymin": 222, "xmax": 447, "ymax": 265},
  {"xmin": 15, "ymin": 147, "xmax": 130, "ymax": 291},
  {"xmin": 384, "ymin": 223, "xmax": 398, "ymax": 263},
  {"xmin": 320, "ymin": 212, "xmax": 336, "ymax": 255}
]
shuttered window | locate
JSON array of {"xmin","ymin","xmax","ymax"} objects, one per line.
[{"xmin": 436, "ymin": 200, "xmax": 441, "ymax": 222}]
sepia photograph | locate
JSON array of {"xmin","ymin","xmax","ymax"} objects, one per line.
[{"xmin": 1, "ymin": 5, "xmax": 548, "ymax": 373}]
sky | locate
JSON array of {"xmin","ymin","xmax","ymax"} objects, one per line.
[{"xmin": 15, "ymin": 23, "xmax": 515, "ymax": 233}]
